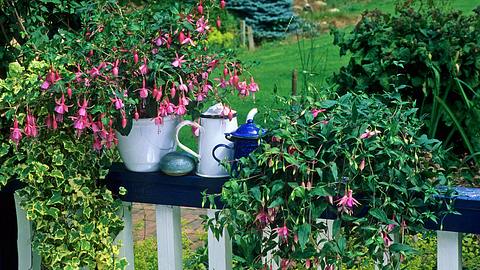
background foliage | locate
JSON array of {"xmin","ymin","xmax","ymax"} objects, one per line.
[{"xmin": 331, "ymin": 2, "xmax": 480, "ymax": 170}]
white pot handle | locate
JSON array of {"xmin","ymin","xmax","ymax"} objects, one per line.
[{"xmin": 175, "ymin": 120, "xmax": 202, "ymax": 159}]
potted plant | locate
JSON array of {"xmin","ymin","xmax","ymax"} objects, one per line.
[{"xmin": 33, "ymin": 1, "xmax": 258, "ymax": 172}]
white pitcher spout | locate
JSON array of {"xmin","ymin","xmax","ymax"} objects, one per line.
[{"xmin": 246, "ymin": 108, "xmax": 258, "ymax": 122}]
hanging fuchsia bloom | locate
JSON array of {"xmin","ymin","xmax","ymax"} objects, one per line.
[
  {"xmin": 280, "ymin": 259, "xmax": 293, "ymax": 270},
  {"xmin": 216, "ymin": 16, "xmax": 222, "ymax": 28},
  {"xmin": 360, "ymin": 129, "xmax": 382, "ymax": 139},
  {"xmin": 172, "ymin": 53, "xmax": 186, "ymax": 68},
  {"xmin": 10, "ymin": 119, "xmax": 22, "ymax": 145},
  {"xmin": 220, "ymin": 0, "xmax": 226, "ymax": 9},
  {"xmin": 255, "ymin": 208, "xmax": 277, "ymax": 228},
  {"xmin": 155, "ymin": 33, "xmax": 167, "ymax": 46},
  {"xmin": 197, "ymin": 2, "xmax": 204, "ymax": 14},
  {"xmin": 178, "ymin": 77, "xmax": 188, "ymax": 92},
  {"xmin": 55, "ymin": 94, "xmax": 71, "ymax": 114},
  {"xmin": 75, "ymin": 64, "xmax": 83, "ymax": 83},
  {"xmin": 136, "ymin": 78, "xmax": 149, "ymax": 99},
  {"xmin": 139, "ymin": 57, "xmax": 148, "ymax": 75},
  {"xmin": 134, "ymin": 111, "xmax": 140, "ymax": 121},
  {"xmin": 152, "ymin": 84, "xmax": 163, "ymax": 101},
  {"xmin": 196, "ymin": 17, "xmax": 209, "ymax": 33},
  {"xmin": 337, "ymin": 189, "xmax": 360, "ymax": 215},
  {"xmin": 93, "ymin": 135, "xmax": 103, "ymax": 151},
  {"xmin": 111, "ymin": 96, "xmax": 124, "ymax": 110},
  {"xmin": 324, "ymin": 264, "xmax": 335, "ymax": 270},
  {"xmin": 154, "ymin": 113, "xmax": 163, "ymax": 125},
  {"xmin": 178, "ymin": 31, "xmax": 186, "ymax": 44},
  {"xmin": 248, "ymin": 77, "xmax": 259, "ymax": 93},
  {"xmin": 78, "ymin": 99, "xmax": 89, "ymax": 117},
  {"xmin": 216, "ymin": 77, "xmax": 229, "ymax": 88},
  {"xmin": 112, "ymin": 60, "xmax": 119, "ymax": 77},
  {"xmin": 133, "ymin": 51, "xmax": 139, "ymax": 64},
  {"xmin": 311, "ymin": 108, "xmax": 326, "ymax": 118},
  {"xmin": 24, "ymin": 114, "xmax": 38, "ymax": 138},
  {"xmin": 359, "ymin": 159, "xmax": 366, "ymax": 171},
  {"xmin": 73, "ymin": 116, "xmax": 88, "ymax": 131},
  {"xmin": 41, "ymin": 80, "xmax": 51, "ymax": 90},
  {"xmin": 381, "ymin": 231, "xmax": 393, "ymax": 247},
  {"xmin": 237, "ymin": 81, "xmax": 249, "ymax": 96},
  {"xmin": 275, "ymin": 224, "xmax": 289, "ymax": 242},
  {"xmin": 182, "ymin": 32, "xmax": 195, "ymax": 46},
  {"xmin": 175, "ymin": 104, "xmax": 187, "ymax": 116}
]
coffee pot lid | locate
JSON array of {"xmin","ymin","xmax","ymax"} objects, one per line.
[
  {"xmin": 228, "ymin": 108, "xmax": 266, "ymax": 139},
  {"xmin": 201, "ymin": 103, "xmax": 237, "ymax": 119}
]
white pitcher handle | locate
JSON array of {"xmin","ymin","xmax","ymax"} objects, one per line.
[{"xmin": 175, "ymin": 120, "xmax": 201, "ymax": 159}]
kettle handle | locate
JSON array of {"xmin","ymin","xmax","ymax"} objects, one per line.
[
  {"xmin": 212, "ymin": 144, "xmax": 233, "ymax": 163},
  {"xmin": 175, "ymin": 120, "xmax": 202, "ymax": 159}
]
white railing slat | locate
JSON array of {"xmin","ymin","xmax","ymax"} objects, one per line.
[
  {"xmin": 437, "ymin": 231, "xmax": 462, "ymax": 270},
  {"xmin": 156, "ymin": 205, "xmax": 182, "ymax": 270},
  {"xmin": 14, "ymin": 193, "xmax": 41, "ymax": 270},
  {"xmin": 116, "ymin": 202, "xmax": 135, "ymax": 270},
  {"xmin": 207, "ymin": 209, "xmax": 232, "ymax": 270}
]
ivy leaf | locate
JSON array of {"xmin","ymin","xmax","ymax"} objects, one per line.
[{"xmin": 297, "ymin": 223, "xmax": 311, "ymax": 250}]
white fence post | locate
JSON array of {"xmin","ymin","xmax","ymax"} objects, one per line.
[
  {"xmin": 437, "ymin": 231, "xmax": 462, "ymax": 270},
  {"xmin": 116, "ymin": 202, "xmax": 135, "ymax": 270},
  {"xmin": 207, "ymin": 209, "xmax": 232, "ymax": 270},
  {"xmin": 156, "ymin": 205, "xmax": 182, "ymax": 270},
  {"xmin": 14, "ymin": 193, "xmax": 41, "ymax": 270}
]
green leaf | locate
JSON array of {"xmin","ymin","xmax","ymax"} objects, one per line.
[
  {"xmin": 297, "ymin": 223, "xmax": 311, "ymax": 250},
  {"xmin": 369, "ymin": 208, "xmax": 389, "ymax": 223},
  {"xmin": 268, "ymin": 197, "xmax": 284, "ymax": 208}
]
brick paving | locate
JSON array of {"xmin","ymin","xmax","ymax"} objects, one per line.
[{"xmin": 132, "ymin": 203, "xmax": 207, "ymax": 248}]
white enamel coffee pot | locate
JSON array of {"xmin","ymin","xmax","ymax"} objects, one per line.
[{"xmin": 175, "ymin": 103, "xmax": 238, "ymax": 178}]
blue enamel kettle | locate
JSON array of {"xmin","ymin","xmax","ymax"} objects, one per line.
[{"xmin": 212, "ymin": 108, "xmax": 266, "ymax": 163}]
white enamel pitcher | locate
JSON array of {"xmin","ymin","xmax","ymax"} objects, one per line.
[{"xmin": 175, "ymin": 104, "xmax": 238, "ymax": 178}]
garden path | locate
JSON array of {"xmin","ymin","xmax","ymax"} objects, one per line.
[{"xmin": 132, "ymin": 203, "xmax": 206, "ymax": 249}]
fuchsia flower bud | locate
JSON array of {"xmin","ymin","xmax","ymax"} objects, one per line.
[
  {"xmin": 223, "ymin": 67, "xmax": 229, "ymax": 77},
  {"xmin": 152, "ymin": 84, "xmax": 163, "ymax": 102},
  {"xmin": 134, "ymin": 111, "xmax": 140, "ymax": 120},
  {"xmin": 139, "ymin": 57, "xmax": 148, "ymax": 75},
  {"xmin": 137, "ymin": 78, "xmax": 149, "ymax": 99},
  {"xmin": 179, "ymin": 31, "xmax": 186, "ymax": 44},
  {"xmin": 133, "ymin": 50, "xmax": 139, "ymax": 64},
  {"xmin": 10, "ymin": 118, "xmax": 22, "ymax": 145},
  {"xmin": 121, "ymin": 117, "xmax": 127, "ymax": 128},
  {"xmin": 67, "ymin": 87, "xmax": 73, "ymax": 98},
  {"xmin": 24, "ymin": 113, "xmax": 38, "ymax": 138},
  {"xmin": 220, "ymin": 0, "xmax": 226, "ymax": 9},
  {"xmin": 197, "ymin": 2, "xmax": 204, "ymax": 14},
  {"xmin": 112, "ymin": 59, "xmax": 119, "ymax": 77},
  {"xmin": 216, "ymin": 16, "xmax": 222, "ymax": 29}
]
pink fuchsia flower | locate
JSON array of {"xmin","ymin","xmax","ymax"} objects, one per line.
[
  {"xmin": 337, "ymin": 189, "xmax": 360, "ymax": 215},
  {"xmin": 133, "ymin": 51, "xmax": 139, "ymax": 64},
  {"xmin": 175, "ymin": 105, "xmax": 187, "ymax": 116},
  {"xmin": 152, "ymin": 84, "xmax": 163, "ymax": 102},
  {"xmin": 136, "ymin": 78, "xmax": 149, "ymax": 99},
  {"xmin": 178, "ymin": 31, "xmax": 186, "ymax": 44},
  {"xmin": 280, "ymin": 258, "xmax": 293, "ymax": 270},
  {"xmin": 24, "ymin": 114, "xmax": 38, "ymax": 138},
  {"xmin": 216, "ymin": 16, "xmax": 222, "ymax": 28},
  {"xmin": 181, "ymin": 32, "xmax": 195, "ymax": 46},
  {"xmin": 311, "ymin": 108, "xmax": 326, "ymax": 118},
  {"xmin": 248, "ymin": 77, "xmax": 259, "ymax": 93},
  {"xmin": 155, "ymin": 35, "xmax": 167, "ymax": 46},
  {"xmin": 381, "ymin": 231, "xmax": 393, "ymax": 247},
  {"xmin": 112, "ymin": 60, "xmax": 120, "ymax": 77},
  {"xmin": 178, "ymin": 77, "xmax": 188, "ymax": 92},
  {"xmin": 196, "ymin": 17, "xmax": 209, "ymax": 33},
  {"xmin": 139, "ymin": 57, "xmax": 149, "ymax": 75},
  {"xmin": 216, "ymin": 77, "xmax": 229, "ymax": 89},
  {"xmin": 274, "ymin": 224, "xmax": 289, "ymax": 242},
  {"xmin": 220, "ymin": 0, "xmax": 226, "ymax": 9},
  {"xmin": 359, "ymin": 159, "xmax": 366, "ymax": 171},
  {"xmin": 360, "ymin": 129, "xmax": 382, "ymax": 139},
  {"xmin": 237, "ymin": 81, "xmax": 249, "ymax": 96},
  {"xmin": 77, "ymin": 98, "xmax": 89, "ymax": 117},
  {"xmin": 93, "ymin": 135, "xmax": 103, "ymax": 151},
  {"xmin": 197, "ymin": 3, "xmax": 204, "ymax": 14},
  {"xmin": 55, "ymin": 94, "xmax": 71, "ymax": 114},
  {"xmin": 154, "ymin": 113, "xmax": 163, "ymax": 125},
  {"xmin": 324, "ymin": 264, "xmax": 335, "ymax": 270},
  {"xmin": 172, "ymin": 53, "xmax": 186, "ymax": 68},
  {"xmin": 10, "ymin": 119, "xmax": 22, "ymax": 145},
  {"xmin": 254, "ymin": 208, "xmax": 277, "ymax": 228},
  {"xmin": 111, "ymin": 96, "xmax": 124, "ymax": 110},
  {"xmin": 41, "ymin": 80, "xmax": 51, "ymax": 90}
]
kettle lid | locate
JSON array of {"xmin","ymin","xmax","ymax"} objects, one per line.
[
  {"xmin": 201, "ymin": 103, "xmax": 237, "ymax": 119},
  {"xmin": 229, "ymin": 119, "xmax": 266, "ymax": 139}
]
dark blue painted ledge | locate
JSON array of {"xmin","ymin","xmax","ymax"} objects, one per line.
[{"xmin": 105, "ymin": 163, "xmax": 480, "ymax": 234}]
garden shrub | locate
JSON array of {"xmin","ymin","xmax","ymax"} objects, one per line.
[
  {"xmin": 208, "ymin": 91, "xmax": 453, "ymax": 269},
  {"xmin": 331, "ymin": 1, "xmax": 480, "ymax": 170}
]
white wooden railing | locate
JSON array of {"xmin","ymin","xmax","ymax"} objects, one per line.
[{"xmin": 12, "ymin": 194, "xmax": 471, "ymax": 270}]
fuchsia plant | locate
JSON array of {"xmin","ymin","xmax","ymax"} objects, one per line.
[{"xmin": 9, "ymin": 1, "xmax": 258, "ymax": 151}]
